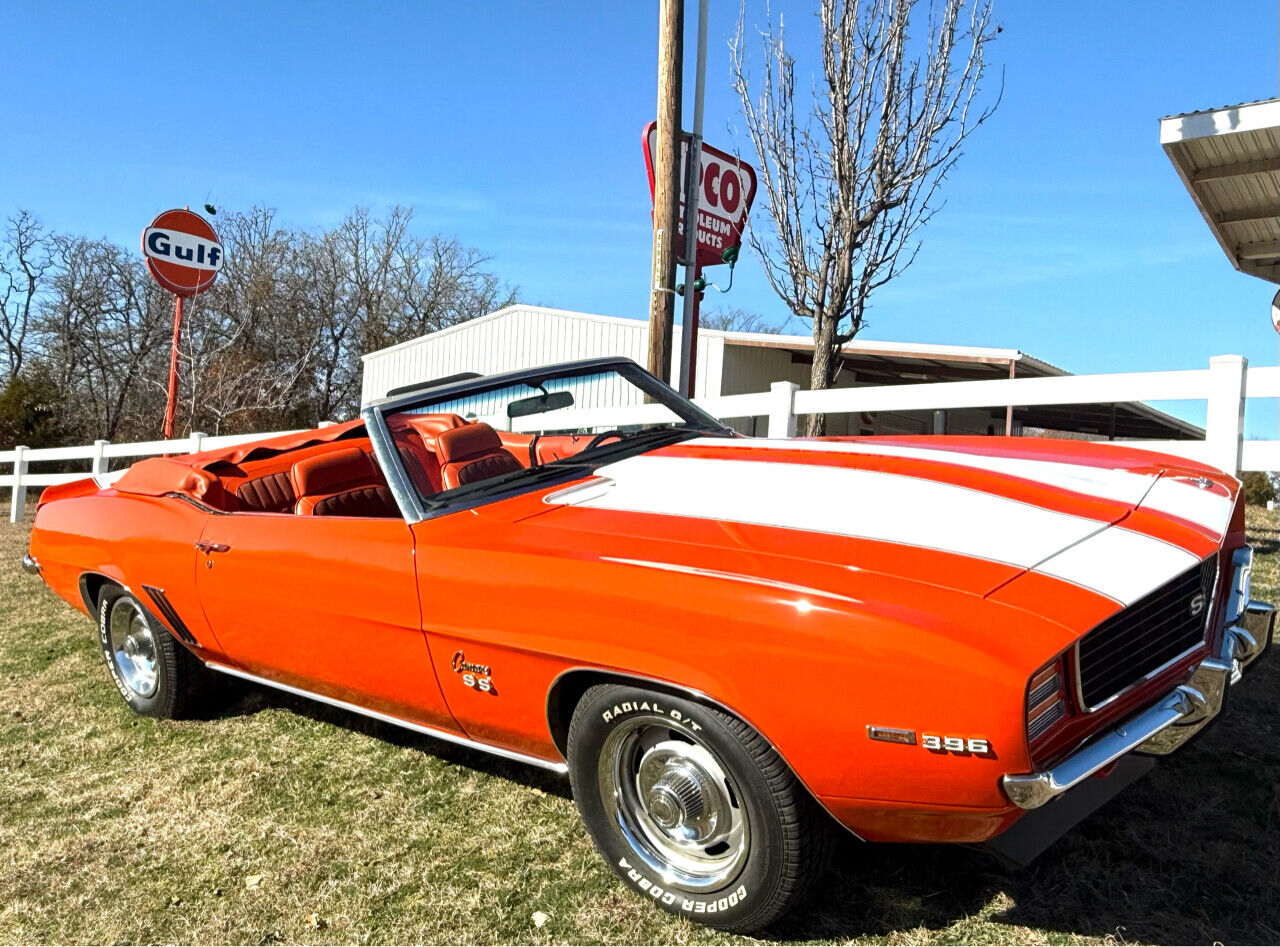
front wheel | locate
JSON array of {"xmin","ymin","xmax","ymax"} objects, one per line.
[{"xmin": 567, "ymin": 683, "xmax": 831, "ymax": 933}]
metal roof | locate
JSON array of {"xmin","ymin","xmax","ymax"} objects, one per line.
[{"xmin": 1161, "ymin": 98, "xmax": 1280, "ymax": 283}]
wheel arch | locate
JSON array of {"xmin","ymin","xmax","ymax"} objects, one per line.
[
  {"xmin": 78, "ymin": 571, "xmax": 124, "ymax": 613},
  {"xmin": 545, "ymin": 666, "xmax": 858, "ymax": 839}
]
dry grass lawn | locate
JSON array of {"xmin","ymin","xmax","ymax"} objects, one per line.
[{"xmin": 0, "ymin": 510, "xmax": 1277, "ymax": 945}]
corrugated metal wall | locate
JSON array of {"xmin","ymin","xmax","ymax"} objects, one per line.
[
  {"xmin": 359, "ymin": 307, "xmax": 1016, "ymax": 440},
  {"xmin": 361, "ymin": 306, "xmax": 725, "ymax": 405}
]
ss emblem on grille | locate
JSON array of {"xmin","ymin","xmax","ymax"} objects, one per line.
[{"xmin": 1189, "ymin": 592, "xmax": 1206, "ymax": 618}]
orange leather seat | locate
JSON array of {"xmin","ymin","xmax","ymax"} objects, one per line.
[
  {"xmin": 235, "ymin": 471, "xmax": 295, "ymax": 513},
  {"xmin": 435, "ymin": 423, "xmax": 524, "ymax": 490},
  {"xmin": 534, "ymin": 433, "xmax": 591, "ymax": 466},
  {"xmin": 388, "ymin": 413, "xmax": 468, "ymax": 495},
  {"xmin": 290, "ymin": 447, "xmax": 398, "ymax": 517}
]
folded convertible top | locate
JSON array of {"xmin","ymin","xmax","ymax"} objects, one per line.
[{"xmin": 112, "ymin": 418, "xmax": 365, "ymax": 499}]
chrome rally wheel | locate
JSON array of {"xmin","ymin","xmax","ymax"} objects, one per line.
[
  {"xmin": 568, "ymin": 683, "xmax": 832, "ymax": 933},
  {"xmin": 94, "ymin": 586, "xmax": 214, "ymax": 719},
  {"xmin": 106, "ymin": 596, "xmax": 159, "ymax": 698},
  {"xmin": 598, "ymin": 716, "xmax": 749, "ymax": 890}
]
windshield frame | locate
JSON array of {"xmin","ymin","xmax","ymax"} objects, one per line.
[{"xmin": 362, "ymin": 357, "xmax": 734, "ymax": 523}]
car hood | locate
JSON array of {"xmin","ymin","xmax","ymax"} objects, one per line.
[{"xmin": 535, "ymin": 435, "xmax": 1238, "ymax": 608}]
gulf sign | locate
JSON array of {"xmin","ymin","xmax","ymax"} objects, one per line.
[
  {"xmin": 141, "ymin": 208, "xmax": 223, "ymax": 297},
  {"xmin": 643, "ymin": 122, "xmax": 758, "ymax": 268}
]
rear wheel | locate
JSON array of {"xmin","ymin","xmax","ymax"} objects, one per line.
[
  {"xmin": 567, "ymin": 683, "xmax": 831, "ymax": 933},
  {"xmin": 96, "ymin": 587, "xmax": 212, "ymax": 718}
]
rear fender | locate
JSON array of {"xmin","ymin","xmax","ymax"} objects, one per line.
[{"xmin": 36, "ymin": 477, "xmax": 101, "ymax": 510}]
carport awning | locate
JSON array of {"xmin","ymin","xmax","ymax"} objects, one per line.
[
  {"xmin": 722, "ymin": 335, "xmax": 1205, "ymax": 440},
  {"xmin": 1161, "ymin": 98, "xmax": 1280, "ymax": 283}
]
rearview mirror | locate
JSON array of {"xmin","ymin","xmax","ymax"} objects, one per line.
[{"xmin": 507, "ymin": 389, "xmax": 574, "ymax": 419}]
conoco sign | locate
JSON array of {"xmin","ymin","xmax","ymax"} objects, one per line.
[
  {"xmin": 141, "ymin": 208, "xmax": 223, "ymax": 297},
  {"xmin": 643, "ymin": 121, "xmax": 758, "ymax": 268}
]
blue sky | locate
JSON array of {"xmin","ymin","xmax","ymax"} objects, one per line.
[{"xmin": 2, "ymin": 0, "xmax": 1276, "ymax": 433}]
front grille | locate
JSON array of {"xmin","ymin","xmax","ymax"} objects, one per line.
[{"xmin": 1076, "ymin": 557, "xmax": 1217, "ymax": 709}]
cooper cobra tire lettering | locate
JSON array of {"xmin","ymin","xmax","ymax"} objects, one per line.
[
  {"xmin": 618, "ymin": 858, "xmax": 743, "ymax": 910},
  {"xmin": 98, "ymin": 595, "xmax": 131, "ymax": 701}
]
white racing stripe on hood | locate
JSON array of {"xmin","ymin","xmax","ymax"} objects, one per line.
[
  {"xmin": 684, "ymin": 437, "xmax": 1158, "ymax": 507},
  {"xmin": 556, "ymin": 454, "xmax": 1109, "ymax": 570},
  {"xmin": 1138, "ymin": 478, "xmax": 1234, "ymax": 536},
  {"xmin": 1034, "ymin": 528, "xmax": 1201, "ymax": 604}
]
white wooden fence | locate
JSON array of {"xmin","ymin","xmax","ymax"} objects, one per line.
[{"xmin": 2, "ymin": 354, "xmax": 1274, "ymax": 524}]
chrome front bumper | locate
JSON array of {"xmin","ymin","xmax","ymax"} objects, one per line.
[
  {"xmin": 1003, "ymin": 547, "xmax": 1274, "ymax": 811},
  {"xmin": 21, "ymin": 552, "xmax": 40, "ymax": 576}
]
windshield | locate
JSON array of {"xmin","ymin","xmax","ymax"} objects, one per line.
[{"xmin": 375, "ymin": 360, "xmax": 731, "ymax": 513}]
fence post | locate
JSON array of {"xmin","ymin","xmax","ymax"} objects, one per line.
[
  {"xmin": 9, "ymin": 445, "xmax": 27, "ymax": 524},
  {"xmin": 318, "ymin": 420, "xmax": 337, "ymax": 428},
  {"xmin": 767, "ymin": 382, "xmax": 799, "ymax": 439},
  {"xmin": 91, "ymin": 440, "xmax": 109, "ymax": 477},
  {"xmin": 1205, "ymin": 354, "xmax": 1247, "ymax": 476},
  {"xmin": 188, "ymin": 431, "xmax": 206, "ymax": 455}
]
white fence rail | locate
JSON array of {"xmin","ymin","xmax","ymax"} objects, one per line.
[
  {"xmin": 0, "ymin": 426, "xmax": 332, "ymax": 523},
  {"xmin": 2, "ymin": 354, "xmax": 1274, "ymax": 524}
]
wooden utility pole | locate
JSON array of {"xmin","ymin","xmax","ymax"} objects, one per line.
[{"xmin": 647, "ymin": 0, "xmax": 683, "ymax": 384}]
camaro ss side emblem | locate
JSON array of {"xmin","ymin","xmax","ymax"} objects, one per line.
[
  {"xmin": 451, "ymin": 651, "xmax": 495, "ymax": 693},
  {"xmin": 1189, "ymin": 592, "xmax": 1206, "ymax": 618}
]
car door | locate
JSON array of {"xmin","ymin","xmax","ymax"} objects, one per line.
[{"xmin": 194, "ymin": 511, "xmax": 457, "ymax": 730}]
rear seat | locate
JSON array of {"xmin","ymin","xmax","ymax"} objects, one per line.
[
  {"xmin": 235, "ymin": 471, "xmax": 294, "ymax": 513},
  {"xmin": 289, "ymin": 447, "xmax": 398, "ymax": 517}
]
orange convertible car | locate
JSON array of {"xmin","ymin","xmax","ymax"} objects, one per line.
[{"xmin": 24, "ymin": 358, "xmax": 1274, "ymax": 932}]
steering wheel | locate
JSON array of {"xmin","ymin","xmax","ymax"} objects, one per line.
[{"xmin": 585, "ymin": 430, "xmax": 625, "ymax": 451}]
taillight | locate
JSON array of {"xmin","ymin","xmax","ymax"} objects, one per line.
[{"xmin": 1026, "ymin": 657, "xmax": 1069, "ymax": 746}]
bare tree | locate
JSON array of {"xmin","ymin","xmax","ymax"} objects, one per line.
[
  {"xmin": 0, "ymin": 203, "xmax": 515, "ymax": 444},
  {"xmin": 0, "ymin": 211, "xmax": 49, "ymax": 379},
  {"xmin": 181, "ymin": 207, "xmax": 313, "ymax": 433},
  {"xmin": 699, "ymin": 305, "xmax": 786, "ymax": 334},
  {"xmin": 731, "ymin": 0, "xmax": 1000, "ymax": 433},
  {"xmin": 38, "ymin": 236, "xmax": 171, "ymax": 440},
  {"xmin": 301, "ymin": 206, "xmax": 516, "ymax": 422}
]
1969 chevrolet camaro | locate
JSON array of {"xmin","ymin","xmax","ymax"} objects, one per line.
[{"xmin": 24, "ymin": 357, "xmax": 1274, "ymax": 932}]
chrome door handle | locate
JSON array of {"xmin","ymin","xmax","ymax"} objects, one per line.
[{"xmin": 194, "ymin": 541, "xmax": 230, "ymax": 554}]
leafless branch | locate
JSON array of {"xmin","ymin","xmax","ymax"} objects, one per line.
[{"xmin": 732, "ymin": 0, "xmax": 1001, "ymax": 433}]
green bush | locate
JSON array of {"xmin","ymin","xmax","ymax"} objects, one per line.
[
  {"xmin": 1241, "ymin": 470, "xmax": 1275, "ymax": 507},
  {"xmin": 0, "ymin": 369, "xmax": 65, "ymax": 449}
]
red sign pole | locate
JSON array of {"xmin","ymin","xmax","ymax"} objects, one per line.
[{"xmin": 162, "ymin": 294, "xmax": 184, "ymax": 440}]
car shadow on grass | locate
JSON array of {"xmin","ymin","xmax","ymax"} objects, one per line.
[
  {"xmin": 221, "ymin": 681, "xmax": 575, "ymax": 799},
  {"xmin": 771, "ymin": 655, "xmax": 1280, "ymax": 945}
]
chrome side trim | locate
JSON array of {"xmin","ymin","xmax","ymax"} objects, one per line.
[{"xmin": 204, "ymin": 661, "xmax": 568, "ymax": 775}]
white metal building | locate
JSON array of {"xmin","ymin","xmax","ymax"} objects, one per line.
[{"xmin": 361, "ymin": 305, "xmax": 1202, "ymax": 440}]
